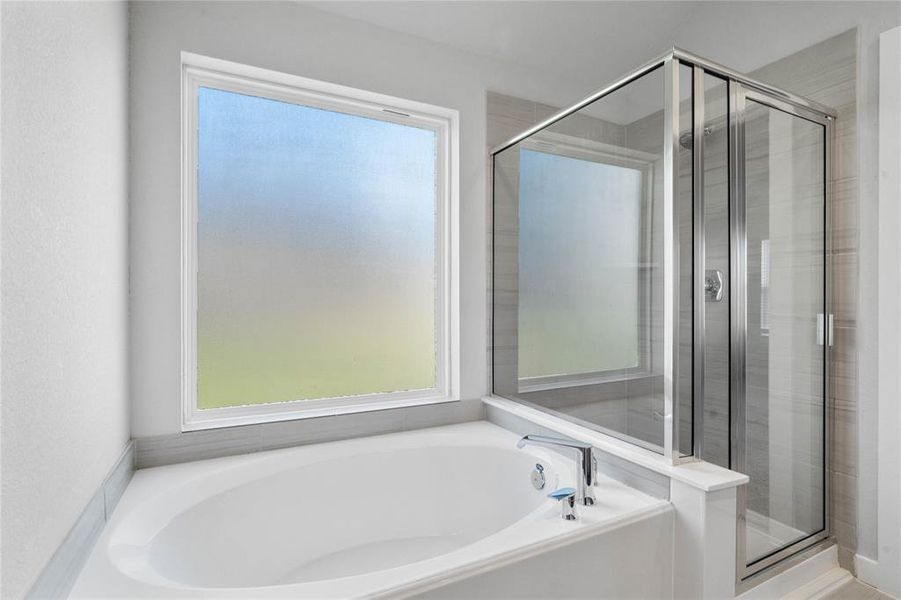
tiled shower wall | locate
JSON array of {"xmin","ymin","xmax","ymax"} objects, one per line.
[{"xmin": 486, "ymin": 28, "xmax": 859, "ymax": 568}]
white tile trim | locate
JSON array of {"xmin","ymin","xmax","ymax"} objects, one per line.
[
  {"xmin": 136, "ymin": 398, "xmax": 484, "ymax": 469},
  {"xmin": 484, "ymin": 402, "xmax": 671, "ymax": 500},
  {"xmin": 854, "ymin": 554, "xmax": 880, "ymax": 590},
  {"xmin": 482, "ymin": 395, "xmax": 748, "ymax": 492}
]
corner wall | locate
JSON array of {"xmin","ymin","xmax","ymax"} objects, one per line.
[{"xmin": 0, "ymin": 2, "xmax": 131, "ymax": 596}]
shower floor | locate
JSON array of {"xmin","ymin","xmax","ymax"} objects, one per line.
[{"xmin": 745, "ymin": 509, "xmax": 808, "ymax": 562}]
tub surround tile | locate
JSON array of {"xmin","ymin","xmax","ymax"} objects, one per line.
[
  {"xmin": 135, "ymin": 424, "xmax": 260, "ymax": 469},
  {"xmin": 593, "ymin": 448, "xmax": 671, "ymax": 501},
  {"xmin": 402, "ymin": 398, "xmax": 485, "ymax": 431},
  {"xmin": 134, "ymin": 400, "xmax": 486, "ymax": 469},
  {"xmin": 485, "ymin": 402, "xmax": 670, "ymax": 500},
  {"xmin": 485, "ymin": 396, "xmax": 747, "ymax": 496},
  {"xmin": 102, "ymin": 443, "xmax": 135, "ymax": 520},
  {"xmin": 26, "ymin": 442, "xmax": 135, "ymax": 600},
  {"xmin": 261, "ymin": 406, "xmax": 409, "ymax": 451}
]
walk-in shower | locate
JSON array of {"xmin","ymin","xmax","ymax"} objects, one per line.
[{"xmin": 490, "ymin": 48, "xmax": 834, "ymax": 582}]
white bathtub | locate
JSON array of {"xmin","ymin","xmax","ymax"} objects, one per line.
[{"xmin": 72, "ymin": 422, "xmax": 674, "ymax": 599}]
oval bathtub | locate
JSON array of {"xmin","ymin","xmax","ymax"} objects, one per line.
[{"xmin": 72, "ymin": 422, "xmax": 674, "ymax": 599}]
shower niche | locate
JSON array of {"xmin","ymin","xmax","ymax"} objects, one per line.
[{"xmin": 490, "ymin": 49, "xmax": 834, "ymax": 582}]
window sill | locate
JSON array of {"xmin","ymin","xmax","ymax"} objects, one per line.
[{"xmin": 182, "ymin": 391, "xmax": 458, "ymax": 432}]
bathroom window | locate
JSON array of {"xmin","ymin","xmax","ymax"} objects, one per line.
[
  {"xmin": 181, "ymin": 53, "xmax": 459, "ymax": 430},
  {"xmin": 515, "ymin": 137, "xmax": 653, "ymax": 390}
]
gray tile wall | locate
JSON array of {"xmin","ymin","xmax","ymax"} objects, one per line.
[{"xmin": 135, "ymin": 399, "xmax": 485, "ymax": 469}]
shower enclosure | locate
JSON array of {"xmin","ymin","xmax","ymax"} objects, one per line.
[{"xmin": 490, "ymin": 48, "xmax": 834, "ymax": 582}]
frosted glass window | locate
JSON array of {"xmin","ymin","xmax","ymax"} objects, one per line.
[
  {"xmin": 518, "ymin": 148, "xmax": 642, "ymax": 379},
  {"xmin": 196, "ymin": 87, "xmax": 438, "ymax": 409}
]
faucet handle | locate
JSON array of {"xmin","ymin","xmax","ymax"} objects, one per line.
[{"xmin": 548, "ymin": 487, "xmax": 577, "ymax": 521}]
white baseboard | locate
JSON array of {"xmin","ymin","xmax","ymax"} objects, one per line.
[{"xmin": 855, "ymin": 554, "xmax": 880, "ymax": 589}]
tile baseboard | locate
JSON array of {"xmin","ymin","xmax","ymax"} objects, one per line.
[
  {"xmin": 26, "ymin": 442, "xmax": 135, "ymax": 599},
  {"xmin": 134, "ymin": 398, "xmax": 485, "ymax": 469}
]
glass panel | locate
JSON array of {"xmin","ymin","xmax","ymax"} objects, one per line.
[
  {"xmin": 743, "ymin": 99, "xmax": 826, "ymax": 564},
  {"xmin": 493, "ymin": 65, "xmax": 694, "ymax": 453},
  {"xmin": 677, "ymin": 63, "xmax": 695, "ymax": 457},
  {"xmin": 196, "ymin": 87, "xmax": 438, "ymax": 409}
]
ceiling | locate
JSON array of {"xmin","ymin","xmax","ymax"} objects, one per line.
[{"xmin": 307, "ymin": 1, "xmax": 899, "ymax": 123}]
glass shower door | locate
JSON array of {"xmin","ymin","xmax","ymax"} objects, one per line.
[{"xmin": 733, "ymin": 87, "xmax": 830, "ymax": 577}]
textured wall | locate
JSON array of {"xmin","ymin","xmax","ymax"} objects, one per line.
[{"xmin": 0, "ymin": 2, "xmax": 131, "ymax": 596}]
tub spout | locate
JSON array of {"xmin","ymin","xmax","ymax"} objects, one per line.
[
  {"xmin": 517, "ymin": 435, "xmax": 596, "ymax": 506},
  {"xmin": 547, "ymin": 487, "xmax": 577, "ymax": 520}
]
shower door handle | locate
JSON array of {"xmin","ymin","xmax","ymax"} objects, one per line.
[{"xmin": 817, "ymin": 313, "xmax": 834, "ymax": 346}]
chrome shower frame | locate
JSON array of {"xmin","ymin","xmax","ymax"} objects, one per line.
[
  {"xmin": 489, "ymin": 46, "xmax": 836, "ymax": 585},
  {"xmin": 730, "ymin": 85, "xmax": 835, "ymax": 585}
]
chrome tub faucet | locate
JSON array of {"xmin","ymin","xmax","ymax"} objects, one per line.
[{"xmin": 517, "ymin": 434, "xmax": 596, "ymax": 506}]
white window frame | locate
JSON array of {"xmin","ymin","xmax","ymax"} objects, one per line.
[{"xmin": 180, "ymin": 52, "xmax": 460, "ymax": 431}]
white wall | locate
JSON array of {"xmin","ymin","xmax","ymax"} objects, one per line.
[
  {"xmin": 0, "ymin": 2, "xmax": 130, "ymax": 597},
  {"xmin": 870, "ymin": 25, "xmax": 901, "ymax": 598},
  {"xmin": 854, "ymin": 5, "xmax": 901, "ymax": 566},
  {"xmin": 128, "ymin": 1, "xmax": 592, "ymax": 437}
]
